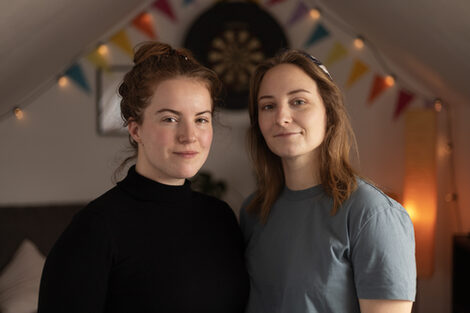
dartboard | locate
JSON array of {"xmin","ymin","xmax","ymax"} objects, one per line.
[{"xmin": 184, "ymin": 1, "xmax": 289, "ymax": 110}]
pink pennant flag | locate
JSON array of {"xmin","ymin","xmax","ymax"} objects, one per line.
[
  {"xmin": 394, "ymin": 89, "xmax": 415, "ymax": 120},
  {"xmin": 287, "ymin": 1, "xmax": 309, "ymax": 26},
  {"xmin": 153, "ymin": 0, "xmax": 177, "ymax": 22}
]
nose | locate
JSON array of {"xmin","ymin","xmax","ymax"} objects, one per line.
[
  {"xmin": 177, "ymin": 120, "xmax": 196, "ymax": 143},
  {"xmin": 275, "ymin": 104, "xmax": 292, "ymax": 126}
]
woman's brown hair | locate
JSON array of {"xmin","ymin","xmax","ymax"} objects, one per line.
[
  {"xmin": 115, "ymin": 41, "xmax": 222, "ymax": 177},
  {"xmin": 247, "ymin": 49, "xmax": 358, "ymax": 222}
]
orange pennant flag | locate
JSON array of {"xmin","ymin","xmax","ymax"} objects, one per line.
[
  {"xmin": 86, "ymin": 48, "xmax": 109, "ymax": 70},
  {"xmin": 325, "ymin": 42, "xmax": 348, "ymax": 67},
  {"xmin": 346, "ymin": 58, "xmax": 369, "ymax": 88},
  {"xmin": 110, "ymin": 30, "xmax": 134, "ymax": 57},
  {"xmin": 367, "ymin": 74, "xmax": 391, "ymax": 104},
  {"xmin": 132, "ymin": 12, "xmax": 157, "ymax": 39}
]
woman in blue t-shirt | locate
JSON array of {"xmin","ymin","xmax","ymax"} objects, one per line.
[{"xmin": 240, "ymin": 49, "xmax": 416, "ymax": 313}]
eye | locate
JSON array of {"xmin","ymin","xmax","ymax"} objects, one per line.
[
  {"xmin": 162, "ymin": 116, "xmax": 178, "ymax": 123},
  {"xmin": 259, "ymin": 103, "xmax": 274, "ymax": 111},
  {"xmin": 196, "ymin": 117, "xmax": 211, "ymax": 124},
  {"xmin": 292, "ymin": 99, "xmax": 306, "ymax": 106}
]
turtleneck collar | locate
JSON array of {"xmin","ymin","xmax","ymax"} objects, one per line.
[{"xmin": 117, "ymin": 165, "xmax": 192, "ymax": 204}]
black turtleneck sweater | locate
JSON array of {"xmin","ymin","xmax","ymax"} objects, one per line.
[{"xmin": 38, "ymin": 166, "xmax": 249, "ymax": 313}]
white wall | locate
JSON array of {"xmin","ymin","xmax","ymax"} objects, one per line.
[{"xmin": 0, "ymin": 1, "xmax": 469, "ymax": 312}]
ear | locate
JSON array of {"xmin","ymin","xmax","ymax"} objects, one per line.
[{"xmin": 128, "ymin": 119, "xmax": 142, "ymax": 144}]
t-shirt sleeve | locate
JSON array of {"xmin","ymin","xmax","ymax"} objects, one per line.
[
  {"xmin": 350, "ymin": 202, "xmax": 416, "ymax": 301},
  {"xmin": 38, "ymin": 208, "xmax": 115, "ymax": 313}
]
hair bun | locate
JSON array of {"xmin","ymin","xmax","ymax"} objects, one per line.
[{"xmin": 133, "ymin": 41, "xmax": 173, "ymax": 65}]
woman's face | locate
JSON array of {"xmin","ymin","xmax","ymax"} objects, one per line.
[
  {"xmin": 257, "ymin": 63, "xmax": 327, "ymax": 165},
  {"xmin": 128, "ymin": 77, "xmax": 213, "ymax": 185}
]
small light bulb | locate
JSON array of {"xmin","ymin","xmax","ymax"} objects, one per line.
[
  {"xmin": 434, "ymin": 99, "xmax": 442, "ymax": 112},
  {"xmin": 385, "ymin": 75, "xmax": 395, "ymax": 87},
  {"xmin": 142, "ymin": 12, "xmax": 152, "ymax": 22},
  {"xmin": 98, "ymin": 44, "xmax": 108, "ymax": 56},
  {"xmin": 309, "ymin": 8, "xmax": 321, "ymax": 20},
  {"xmin": 14, "ymin": 107, "xmax": 24, "ymax": 120},
  {"xmin": 354, "ymin": 36, "xmax": 364, "ymax": 49},
  {"xmin": 58, "ymin": 76, "xmax": 68, "ymax": 87}
]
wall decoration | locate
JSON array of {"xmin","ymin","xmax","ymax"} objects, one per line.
[
  {"xmin": 183, "ymin": 1, "xmax": 288, "ymax": 110},
  {"xmin": 95, "ymin": 66, "xmax": 132, "ymax": 136}
]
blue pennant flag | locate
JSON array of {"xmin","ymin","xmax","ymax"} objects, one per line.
[
  {"xmin": 65, "ymin": 63, "xmax": 91, "ymax": 93},
  {"xmin": 304, "ymin": 23, "xmax": 330, "ymax": 48}
]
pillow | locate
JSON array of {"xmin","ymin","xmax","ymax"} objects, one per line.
[{"xmin": 0, "ymin": 239, "xmax": 45, "ymax": 313}]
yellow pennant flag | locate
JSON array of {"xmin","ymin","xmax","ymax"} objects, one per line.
[
  {"xmin": 325, "ymin": 42, "xmax": 348, "ymax": 67},
  {"xmin": 346, "ymin": 58, "xmax": 369, "ymax": 88},
  {"xmin": 110, "ymin": 30, "xmax": 134, "ymax": 57},
  {"xmin": 86, "ymin": 48, "xmax": 109, "ymax": 70}
]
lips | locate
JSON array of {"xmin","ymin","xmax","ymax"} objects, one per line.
[
  {"xmin": 173, "ymin": 151, "xmax": 198, "ymax": 158},
  {"xmin": 274, "ymin": 132, "xmax": 300, "ymax": 137}
]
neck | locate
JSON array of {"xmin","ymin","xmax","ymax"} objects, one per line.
[{"xmin": 282, "ymin": 154, "xmax": 320, "ymax": 191}]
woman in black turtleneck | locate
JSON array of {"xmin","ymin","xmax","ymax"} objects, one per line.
[{"xmin": 38, "ymin": 42, "xmax": 249, "ymax": 313}]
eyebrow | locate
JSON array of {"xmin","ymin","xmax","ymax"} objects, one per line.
[
  {"xmin": 156, "ymin": 109, "xmax": 212, "ymax": 116},
  {"xmin": 258, "ymin": 89, "xmax": 311, "ymax": 101}
]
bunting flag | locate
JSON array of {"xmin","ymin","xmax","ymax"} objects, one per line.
[
  {"xmin": 86, "ymin": 49, "xmax": 109, "ymax": 70},
  {"xmin": 304, "ymin": 23, "xmax": 330, "ymax": 48},
  {"xmin": 325, "ymin": 42, "xmax": 348, "ymax": 67},
  {"xmin": 346, "ymin": 59, "xmax": 369, "ymax": 88},
  {"xmin": 287, "ymin": 1, "xmax": 309, "ymax": 26},
  {"xmin": 110, "ymin": 30, "xmax": 134, "ymax": 57},
  {"xmin": 266, "ymin": 0, "xmax": 287, "ymax": 5},
  {"xmin": 394, "ymin": 89, "xmax": 415, "ymax": 120},
  {"xmin": 153, "ymin": 0, "xmax": 177, "ymax": 22},
  {"xmin": 132, "ymin": 13, "xmax": 157, "ymax": 39},
  {"xmin": 367, "ymin": 74, "xmax": 391, "ymax": 104},
  {"xmin": 65, "ymin": 63, "xmax": 90, "ymax": 93}
]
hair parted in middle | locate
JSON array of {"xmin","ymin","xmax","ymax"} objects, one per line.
[
  {"xmin": 247, "ymin": 49, "xmax": 359, "ymax": 223},
  {"xmin": 116, "ymin": 41, "xmax": 222, "ymax": 174}
]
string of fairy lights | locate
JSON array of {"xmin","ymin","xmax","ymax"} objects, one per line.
[{"xmin": 1, "ymin": 0, "xmax": 463, "ymax": 232}]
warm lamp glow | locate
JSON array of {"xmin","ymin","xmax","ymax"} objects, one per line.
[
  {"xmin": 58, "ymin": 76, "xmax": 68, "ymax": 87},
  {"xmin": 141, "ymin": 12, "xmax": 152, "ymax": 23},
  {"xmin": 354, "ymin": 36, "xmax": 364, "ymax": 49},
  {"xmin": 384, "ymin": 75, "xmax": 395, "ymax": 87},
  {"xmin": 434, "ymin": 99, "xmax": 442, "ymax": 112},
  {"xmin": 14, "ymin": 107, "xmax": 24, "ymax": 120},
  {"xmin": 403, "ymin": 109, "xmax": 437, "ymax": 278},
  {"xmin": 309, "ymin": 8, "xmax": 321, "ymax": 20},
  {"xmin": 98, "ymin": 44, "xmax": 109, "ymax": 56}
]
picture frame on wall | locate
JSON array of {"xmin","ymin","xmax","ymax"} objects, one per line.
[{"xmin": 95, "ymin": 65, "xmax": 132, "ymax": 136}]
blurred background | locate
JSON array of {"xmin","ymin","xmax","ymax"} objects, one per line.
[{"xmin": 1, "ymin": 1, "xmax": 469, "ymax": 312}]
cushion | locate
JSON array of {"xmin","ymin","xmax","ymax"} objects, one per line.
[{"xmin": 0, "ymin": 239, "xmax": 45, "ymax": 313}]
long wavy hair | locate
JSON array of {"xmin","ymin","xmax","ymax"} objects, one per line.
[
  {"xmin": 114, "ymin": 41, "xmax": 222, "ymax": 179},
  {"xmin": 247, "ymin": 49, "xmax": 359, "ymax": 222}
]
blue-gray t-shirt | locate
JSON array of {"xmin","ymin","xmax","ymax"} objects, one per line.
[{"xmin": 240, "ymin": 180, "xmax": 416, "ymax": 313}]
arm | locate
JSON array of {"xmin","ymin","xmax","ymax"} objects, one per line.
[
  {"xmin": 359, "ymin": 299, "xmax": 413, "ymax": 313},
  {"xmin": 38, "ymin": 209, "xmax": 114, "ymax": 313}
]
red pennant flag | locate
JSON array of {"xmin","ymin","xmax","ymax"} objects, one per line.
[
  {"xmin": 394, "ymin": 89, "xmax": 415, "ymax": 120},
  {"xmin": 153, "ymin": 0, "xmax": 177, "ymax": 22},
  {"xmin": 132, "ymin": 13, "xmax": 157, "ymax": 39},
  {"xmin": 367, "ymin": 75, "xmax": 391, "ymax": 104}
]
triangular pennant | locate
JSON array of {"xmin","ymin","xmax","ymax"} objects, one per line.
[
  {"xmin": 153, "ymin": 0, "xmax": 177, "ymax": 22},
  {"xmin": 183, "ymin": 0, "xmax": 195, "ymax": 6},
  {"xmin": 367, "ymin": 74, "xmax": 391, "ymax": 104},
  {"xmin": 346, "ymin": 59, "xmax": 369, "ymax": 88},
  {"xmin": 266, "ymin": 0, "xmax": 287, "ymax": 5},
  {"xmin": 86, "ymin": 49, "xmax": 109, "ymax": 70},
  {"xmin": 287, "ymin": 1, "xmax": 309, "ymax": 26},
  {"xmin": 65, "ymin": 63, "xmax": 90, "ymax": 93},
  {"xmin": 110, "ymin": 30, "xmax": 134, "ymax": 57},
  {"xmin": 132, "ymin": 13, "xmax": 157, "ymax": 39},
  {"xmin": 325, "ymin": 42, "xmax": 348, "ymax": 67},
  {"xmin": 394, "ymin": 89, "xmax": 415, "ymax": 120},
  {"xmin": 304, "ymin": 23, "xmax": 329, "ymax": 48}
]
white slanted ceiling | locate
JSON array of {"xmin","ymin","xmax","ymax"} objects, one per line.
[{"xmin": 0, "ymin": 0, "xmax": 469, "ymax": 116}]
